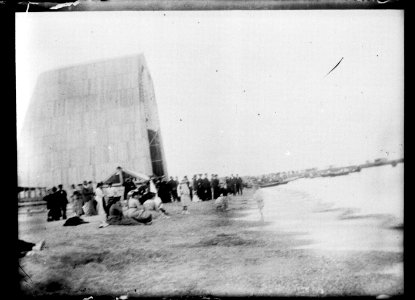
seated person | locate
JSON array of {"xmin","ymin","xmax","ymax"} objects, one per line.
[
  {"xmin": 215, "ymin": 193, "xmax": 229, "ymax": 211},
  {"xmin": 126, "ymin": 191, "xmax": 145, "ymax": 218},
  {"xmin": 136, "ymin": 187, "xmax": 169, "ymax": 218},
  {"xmin": 107, "ymin": 198, "xmax": 152, "ymax": 225},
  {"xmin": 18, "ymin": 239, "xmax": 45, "ymax": 258}
]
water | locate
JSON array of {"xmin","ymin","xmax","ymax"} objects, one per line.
[
  {"xmin": 236, "ymin": 163, "xmax": 403, "ymax": 252},
  {"xmin": 280, "ymin": 163, "xmax": 403, "ymax": 225}
]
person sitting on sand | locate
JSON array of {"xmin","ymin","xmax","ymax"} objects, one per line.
[
  {"xmin": 107, "ymin": 198, "xmax": 152, "ymax": 225},
  {"xmin": 137, "ymin": 187, "xmax": 170, "ymax": 218},
  {"xmin": 215, "ymin": 193, "xmax": 229, "ymax": 211},
  {"xmin": 18, "ymin": 239, "xmax": 46, "ymax": 258},
  {"xmin": 125, "ymin": 191, "xmax": 145, "ymax": 219}
]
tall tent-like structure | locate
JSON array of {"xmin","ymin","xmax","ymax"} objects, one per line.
[{"xmin": 18, "ymin": 54, "xmax": 168, "ymax": 189}]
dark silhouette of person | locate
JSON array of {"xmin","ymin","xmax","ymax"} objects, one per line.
[
  {"xmin": 46, "ymin": 187, "xmax": 61, "ymax": 221},
  {"xmin": 56, "ymin": 184, "xmax": 68, "ymax": 219},
  {"xmin": 123, "ymin": 178, "xmax": 136, "ymax": 200},
  {"xmin": 157, "ymin": 176, "xmax": 171, "ymax": 203},
  {"xmin": 212, "ymin": 174, "xmax": 220, "ymax": 199},
  {"xmin": 202, "ymin": 173, "xmax": 211, "ymax": 201},
  {"xmin": 236, "ymin": 175, "xmax": 244, "ymax": 195},
  {"xmin": 167, "ymin": 176, "xmax": 178, "ymax": 202},
  {"xmin": 229, "ymin": 174, "xmax": 237, "ymax": 196},
  {"xmin": 197, "ymin": 174, "xmax": 204, "ymax": 200}
]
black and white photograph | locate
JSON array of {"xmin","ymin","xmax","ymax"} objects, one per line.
[{"xmin": 16, "ymin": 4, "xmax": 403, "ymax": 297}]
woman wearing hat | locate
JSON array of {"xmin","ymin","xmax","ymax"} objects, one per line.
[
  {"xmin": 96, "ymin": 182, "xmax": 109, "ymax": 228},
  {"xmin": 178, "ymin": 177, "xmax": 192, "ymax": 214}
]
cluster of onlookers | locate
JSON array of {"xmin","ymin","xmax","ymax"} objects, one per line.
[
  {"xmin": 42, "ymin": 173, "xmax": 244, "ymax": 226},
  {"xmin": 43, "ymin": 181, "xmax": 99, "ymax": 222},
  {"xmin": 189, "ymin": 173, "xmax": 244, "ymax": 201}
]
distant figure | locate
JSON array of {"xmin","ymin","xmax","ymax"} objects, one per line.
[
  {"xmin": 225, "ymin": 176, "xmax": 230, "ymax": 195},
  {"xmin": 212, "ymin": 174, "xmax": 220, "ymax": 199},
  {"xmin": 190, "ymin": 175, "xmax": 197, "ymax": 200},
  {"xmin": 95, "ymin": 182, "xmax": 109, "ymax": 228},
  {"xmin": 46, "ymin": 187, "xmax": 61, "ymax": 221},
  {"xmin": 56, "ymin": 184, "xmax": 68, "ymax": 219},
  {"xmin": 236, "ymin": 174, "xmax": 243, "ymax": 195},
  {"xmin": 203, "ymin": 173, "xmax": 212, "ymax": 201},
  {"xmin": 229, "ymin": 174, "xmax": 236, "ymax": 196},
  {"xmin": 167, "ymin": 176, "xmax": 179, "ymax": 202},
  {"xmin": 219, "ymin": 182, "xmax": 229, "ymax": 197},
  {"xmin": 71, "ymin": 184, "xmax": 84, "ymax": 217},
  {"xmin": 175, "ymin": 176, "xmax": 181, "ymax": 202},
  {"xmin": 106, "ymin": 182, "xmax": 117, "ymax": 216},
  {"xmin": 197, "ymin": 174, "xmax": 204, "ymax": 200},
  {"xmin": 178, "ymin": 178, "xmax": 191, "ymax": 214},
  {"xmin": 83, "ymin": 181, "xmax": 97, "ymax": 216},
  {"xmin": 253, "ymin": 184, "xmax": 264, "ymax": 222}
]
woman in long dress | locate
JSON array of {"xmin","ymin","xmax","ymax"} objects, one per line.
[
  {"xmin": 71, "ymin": 184, "xmax": 84, "ymax": 217},
  {"xmin": 95, "ymin": 182, "xmax": 109, "ymax": 228},
  {"xmin": 178, "ymin": 179, "xmax": 192, "ymax": 214},
  {"xmin": 82, "ymin": 182, "xmax": 97, "ymax": 216}
]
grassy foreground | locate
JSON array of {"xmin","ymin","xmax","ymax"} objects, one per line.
[{"xmin": 18, "ymin": 189, "xmax": 403, "ymax": 297}]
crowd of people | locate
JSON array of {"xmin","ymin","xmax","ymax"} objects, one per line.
[{"xmin": 42, "ymin": 173, "xmax": 244, "ymax": 228}]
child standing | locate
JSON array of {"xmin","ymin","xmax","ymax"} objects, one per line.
[{"xmin": 178, "ymin": 178, "xmax": 191, "ymax": 214}]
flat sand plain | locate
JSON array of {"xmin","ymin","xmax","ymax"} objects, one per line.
[{"xmin": 18, "ymin": 188, "xmax": 403, "ymax": 297}]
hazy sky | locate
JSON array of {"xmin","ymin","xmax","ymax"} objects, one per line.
[{"xmin": 16, "ymin": 10, "xmax": 404, "ymax": 177}]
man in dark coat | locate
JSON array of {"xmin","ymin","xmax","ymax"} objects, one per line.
[
  {"xmin": 212, "ymin": 174, "xmax": 220, "ymax": 199},
  {"xmin": 46, "ymin": 187, "xmax": 61, "ymax": 221},
  {"xmin": 157, "ymin": 176, "xmax": 171, "ymax": 203},
  {"xmin": 167, "ymin": 176, "xmax": 178, "ymax": 202},
  {"xmin": 203, "ymin": 173, "xmax": 212, "ymax": 200},
  {"xmin": 123, "ymin": 178, "xmax": 136, "ymax": 200},
  {"xmin": 56, "ymin": 184, "xmax": 68, "ymax": 219},
  {"xmin": 225, "ymin": 176, "xmax": 231, "ymax": 195},
  {"xmin": 196, "ymin": 174, "xmax": 204, "ymax": 200},
  {"xmin": 229, "ymin": 174, "xmax": 237, "ymax": 196},
  {"xmin": 236, "ymin": 174, "xmax": 243, "ymax": 195}
]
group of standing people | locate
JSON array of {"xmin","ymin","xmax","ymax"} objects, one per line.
[
  {"xmin": 189, "ymin": 173, "xmax": 244, "ymax": 201},
  {"xmin": 43, "ymin": 173, "xmax": 245, "ymax": 224},
  {"xmin": 69, "ymin": 181, "xmax": 97, "ymax": 217},
  {"xmin": 43, "ymin": 184, "xmax": 68, "ymax": 221}
]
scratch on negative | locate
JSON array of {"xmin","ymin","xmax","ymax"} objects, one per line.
[
  {"xmin": 50, "ymin": 1, "xmax": 79, "ymax": 10},
  {"xmin": 325, "ymin": 57, "xmax": 344, "ymax": 78}
]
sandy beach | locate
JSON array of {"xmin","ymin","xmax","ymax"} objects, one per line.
[{"xmin": 18, "ymin": 175, "xmax": 403, "ymax": 297}]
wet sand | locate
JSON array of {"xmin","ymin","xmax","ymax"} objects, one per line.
[{"xmin": 18, "ymin": 188, "xmax": 403, "ymax": 297}]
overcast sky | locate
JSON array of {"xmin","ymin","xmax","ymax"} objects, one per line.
[{"xmin": 16, "ymin": 10, "xmax": 403, "ymax": 177}]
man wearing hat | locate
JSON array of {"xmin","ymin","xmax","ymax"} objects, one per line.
[
  {"xmin": 56, "ymin": 184, "xmax": 68, "ymax": 219},
  {"xmin": 157, "ymin": 176, "xmax": 171, "ymax": 203},
  {"xmin": 197, "ymin": 174, "xmax": 204, "ymax": 200},
  {"xmin": 203, "ymin": 173, "xmax": 212, "ymax": 201}
]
